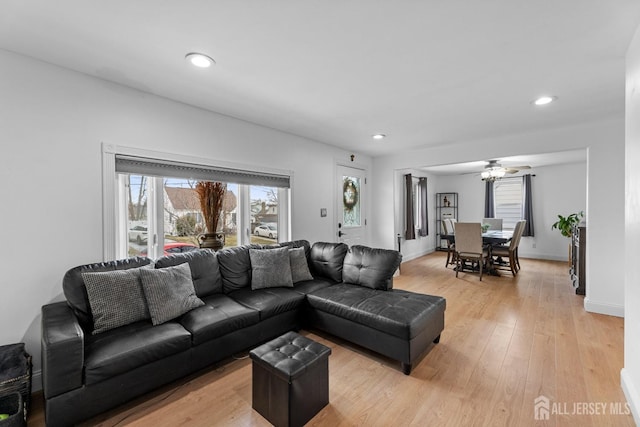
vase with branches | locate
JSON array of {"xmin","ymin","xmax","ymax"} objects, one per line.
[{"xmin": 195, "ymin": 181, "xmax": 227, "ymax": 250}]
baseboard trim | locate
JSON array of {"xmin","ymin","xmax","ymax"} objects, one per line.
[
  {"xmin": 400, "ymin": 247, "xmax": 436, "ymax": 263},
  {"xmin": 621, "ymin": 368, "xmax": 640, "ymax": 425},
  {"xmin": 584, "ymin": 298, "xmax": 625, "ymax": 317}
]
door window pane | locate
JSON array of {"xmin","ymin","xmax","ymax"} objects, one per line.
[
  {"xmin": 342, "ymin": 176, "xmax": 360, "ymax": 227},
  {"xmin": 250, "ymin": 186, "xmax": 279, "ymax": 244}
]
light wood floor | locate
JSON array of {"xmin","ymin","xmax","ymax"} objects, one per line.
[{"xmin": 28, "ymin": 253, "xmax": 634, "ymax": 426}]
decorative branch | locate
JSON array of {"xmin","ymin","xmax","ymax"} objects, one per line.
[{"xmin": 195, "ymin": 181, "xmax": 227, "ymax": 233}]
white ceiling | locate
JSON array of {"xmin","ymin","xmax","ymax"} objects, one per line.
[
  {"xmin": 2, "ymin": 1, "xmax": 639, "ymax": 157},
  {"xmin": 420, "ymin": 149, "xmax": 587, "ymax": 176}
]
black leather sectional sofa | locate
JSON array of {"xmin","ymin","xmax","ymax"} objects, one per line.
[{"xmin": 41, "ymin": 240, "xmax": 446, "ymax": 426}]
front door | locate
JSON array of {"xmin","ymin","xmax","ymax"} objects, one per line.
[{"xmin": 336, "ymin": 165, "xmax": 366, "ymax": 246}]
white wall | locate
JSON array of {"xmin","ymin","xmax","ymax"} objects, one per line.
[
  {"xmin": 0, "ymin": 49, "xmax": 371, "ymax": 389},
  {"xmin": 372, "ymin": 119, "xmax": 625, "ymax": 318},
  {"xmin": 623, "ymin": 24, "xmax": 640, "ymax": 425}
]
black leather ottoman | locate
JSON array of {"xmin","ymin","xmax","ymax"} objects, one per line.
[{"xmin": 249, "ymin": 331, "xmax": 331, "ymax": 427}]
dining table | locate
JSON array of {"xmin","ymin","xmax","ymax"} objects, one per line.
[
  {"xmin": 442, "ymin": 229, "xmax": 514, "ymax": 276},
  {"xmin": 441, "ymin": 229, "xmax": 513, "ymax": 246}
]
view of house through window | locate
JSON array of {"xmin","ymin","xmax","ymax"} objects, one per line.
[
  {"xmin": 121, "ymin": 175, "xmax": 281, "ymax": 259},
  {"xmin": 494, "ymin": 177, "xmax": 523, "ymax": 231}
]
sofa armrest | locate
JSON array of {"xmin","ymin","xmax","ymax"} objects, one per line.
[{"xmin": 41, "ymin": 302, "xmax": 84, "ymax": 399}]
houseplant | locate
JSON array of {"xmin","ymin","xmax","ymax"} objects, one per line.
[
  {"xmin": 552, "ymin": 211, "xmax": 584, "ymax": 263},
  {"xmin": 195, "ymin": 181, "xmax": 227, "ymax": 251},
  {"xmin": 551, "ymin": 211, "xmax": 584, "ymax": 238}
]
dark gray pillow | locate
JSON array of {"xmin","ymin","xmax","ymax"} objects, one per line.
[
  {"xmin": 81, "ymin": 265, "xmax": 151, "ymax": 334},
  {"xmin": 249, "ymin": 247, "xmax": 293, "ymax": 290},
  {"xmin": 140, "ymin": 263, "xmax": 204, "ymax": 325},
  {"xmin": 289, "ymin": 247, "xmax": 313, "ymax": 283}
]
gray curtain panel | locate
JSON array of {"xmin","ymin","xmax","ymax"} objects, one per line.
[
  {"xmin": 405, "ymin": 174, "xmax": 416, "ymax": 240},
  {"xmin": 419, "ymin": 178, "xmax": 428, "ymax": 236},
  {"xmin": 484, "ymin": 180, "xmax": 495, "ymax": 218},
  {"xmin": 523, "ymin": 174, "xmax": 535, "ymax": 236}
]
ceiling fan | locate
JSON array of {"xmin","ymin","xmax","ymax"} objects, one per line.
[{"xmin": 481, "ymin": 160, "xmax": 531, "ymax": 181}]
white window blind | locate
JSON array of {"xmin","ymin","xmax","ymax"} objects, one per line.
[{"xmin": 494, "ymin": 178, "xmax": 522, "ymax": 230}]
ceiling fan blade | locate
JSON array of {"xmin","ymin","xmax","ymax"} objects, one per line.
[{"xmin": 503, "ymin": 165, "xmax": 532, "ymax": 174}]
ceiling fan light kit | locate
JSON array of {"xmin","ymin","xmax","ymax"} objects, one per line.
[
  {"xmin": 480, "ymin": 160, "xmax": 531, "ymax": 182},
  {"xmin": 481, "ymin": 168, "xmax": 506, "ymax": 181}
]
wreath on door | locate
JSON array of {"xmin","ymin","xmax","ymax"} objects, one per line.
[{"xmin": 343, "ymin": 178, "xmax": 359, "ymax": 212}]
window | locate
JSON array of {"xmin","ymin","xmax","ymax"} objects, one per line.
[
  {"xmin": 103, "ymin": 145, "xmax": 291, "ymax": 260},
  {"xmin": 494, "ymin": 178, "xmax": 523, "ymax": 231},
  {"xmin": 412, "ymin": 179, "xmax": 421, "ymax": 230}
]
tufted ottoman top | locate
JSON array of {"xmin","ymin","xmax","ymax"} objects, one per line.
[{"xmin": 249, "ymin": 331, "xmax": 331, "ymax": 381}]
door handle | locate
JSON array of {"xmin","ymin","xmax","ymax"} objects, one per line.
[{"xmin": 338, "ymin": 230, "xmax": 347, "ymax": 237}]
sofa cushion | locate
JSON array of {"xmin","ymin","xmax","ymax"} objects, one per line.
[
  {"xmin": 279, "ymin": 240, "xmax": 312, "ymax": 264},
  {"xmin": 155, "ymin": 249, "xmax": 222, "ymax": 298},
  {"xmin": 140, "ymin": 263, "xmax": 205, "ymax": 325},
  {"xmin": 309, "ymin": 242, "xmax": 348, "ymax": 283},
  {"xmin": 249, "ymin": 247, "xmax": 293, "ymax": 289},
  {"xmin": 81, "ymin": 266, "xmax": 151, "ymax": 334},
  {"xmin": 63, "ymin": 257, "xmax": 153, "ymax": 332},
  {"xmin": 289, "ymin": 247, "xmax": 314, "ymax": 283},
  {"xmin": 84, "ymin": 320, "xmax": 191, "ymax": 385},
  {"xmin": 218, "ymin": 245, "xmax": 261, "ymax": 293},
  {"xmin": 291, "ymin": 277, "xmax": 336, "ymax": 295},
  {"xmin": 342, "ymin": 245, "xmax": 402, "ymax": 290},
  {"xmin": 228, "ymin": 288, "xmax": 306, "ymax": 320},
  {"xmin": 307, "ymin": 284, "xmax": 446, "ymax": 340},
  {"xmin": 180, "ymin": 294, "xmax": 260, "ymax": 346}
]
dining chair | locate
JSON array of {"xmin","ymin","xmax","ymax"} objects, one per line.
[
  {"xmin": 491, "ymin": 220, "xmax": 526, "ymax": 276},
  {"xmin": 442, "ymin": 219, "xmax": 457, "ymax": 267},
  {"xmin": 482, "ymin": 218, "xmax": 503, "ymax": 231},
  {"xmin": 454, "ymin": 222, "xmax": 489, "ymax": 281}
]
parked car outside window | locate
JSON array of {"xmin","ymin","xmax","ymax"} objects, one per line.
[
  {"xmin": 253, "ymin": 224, "xmax": 277, "ymax": 239},
  {"xmin": 128, "ymin": 225, "xmax": 148, "ymax": 244},
  {"xmin": 141, "ymin": 242, "xmax": 198, "ymax": 257}
]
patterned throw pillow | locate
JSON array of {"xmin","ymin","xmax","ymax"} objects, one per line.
[
  {"xmin": 289, "ymin": 247, "xmax": 313, "ymax": 283},
  {"xmin": 82, "ymin": 266, "xmax": 151, "ymax": 334},
  {"xmin": 249, "ymin": 247, "xmax": 294, "ymax": 290},
  {"xmin": 139, "ymin": 263, "xmax": 204, "ymax": 325}
]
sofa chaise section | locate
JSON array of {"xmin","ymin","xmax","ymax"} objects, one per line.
[{"xmin": 305, "ymin": 243, "xmax": 446, "ymax": 374}]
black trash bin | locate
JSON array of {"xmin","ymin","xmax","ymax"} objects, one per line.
[
  {"xmin": 0, "ymin": 343, "xmax": 31, "ymax": 424},
  {"xmin": 0, "ymin": 393, "xmax": 25, "ymax": 427}
]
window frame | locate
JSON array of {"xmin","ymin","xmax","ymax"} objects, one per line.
[{"xmin": 102, "ymin": 143, "xmax": 292, "ymax": 261}]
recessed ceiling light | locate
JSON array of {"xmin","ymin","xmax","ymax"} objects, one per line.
[
  {"xmin": 532, "ymin": 95, "xmax": 557, "ymax": 106},
  {"xmin": 185, "ymin": 52, "xmax": 215, "ymax": 68},
  {"xmin": 372, "ymin": 134, "xmax": 386, "ymax": 140}
]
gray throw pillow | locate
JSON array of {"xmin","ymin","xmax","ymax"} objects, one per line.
[
  {"xmin": 82, "ymin": 266, "xmax": 151, "ymax": 334},
  {"xmin": 140, "ymin": 263, "xmax": 204, "ymax": 325},
  {"xmin": 289, "ymin": 247, "xmax": 313, "ymax": 283},
  {"xmin": 249, "ymin": 247, "xmax": 293, "ymax": 290}
]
